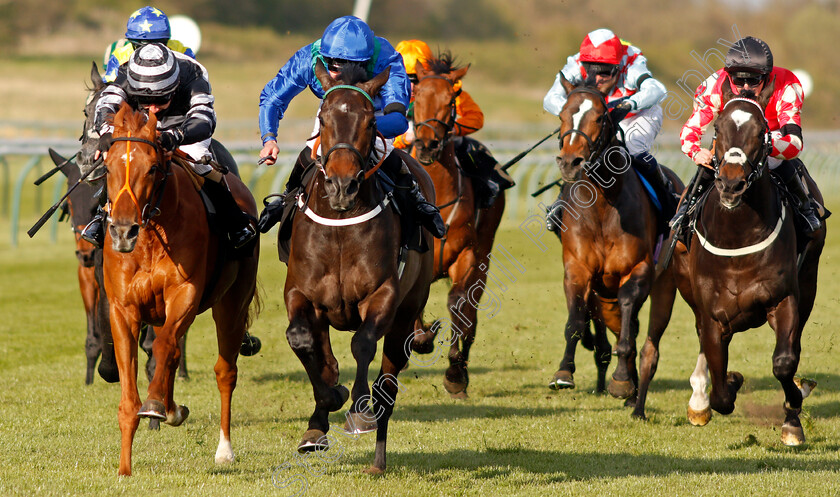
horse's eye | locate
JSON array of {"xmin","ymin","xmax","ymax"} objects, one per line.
[{"xmin": 596, "ymin": 115, "xmax": 603, "ymax": 123}]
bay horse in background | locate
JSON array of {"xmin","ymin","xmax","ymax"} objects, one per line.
[
  {"xmin": 635, "ymin": 81, "xmax": 824, "ymax": 443},
  {"xmin": 548, "ymin": 76, "xmax": 684, "ymax": 402},
  {"xmin": 282, "ymin": 61, "xmax": 434, "ymax": 474},
  {"xmin": 407, "ymin": 54, "xmax": 506, "ymax": 399},
  {"xmin": 101, "ymin": 103, "xmax": 259, "ymax": 475}
]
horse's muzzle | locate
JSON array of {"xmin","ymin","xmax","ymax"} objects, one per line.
[
  {"xmin": 715, "ymin": 176, "xmax": 747, "ymax": 210},
  {"xmin": 324, "ymin": 174, "xmax": 361, "ymax": 212},
  {"xmin": 557, "ymin": 155, "xmax": 584, "ymax": 183},
  {"xmin": 109, "ymin": 221, "xmax": 140, "ymax": 252}
]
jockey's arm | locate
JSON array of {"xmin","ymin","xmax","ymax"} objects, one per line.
[
  {"xmin": 770, "ymin": 82, "xmax": 805, "ymax": 160},
  {"xmin": 453, "ymin": 90, "xmax": 483, "ymax": 136},
  {"xmin": 626, "ymin": 76, "xmax": 667, "ymax": 112},
  {"xmin": 680, "ymin": 76, "xmax": 721, "ymax": 168},
  {"xmin": 543, "ymin": 56, "xmax": 582, "ymax": 116}
]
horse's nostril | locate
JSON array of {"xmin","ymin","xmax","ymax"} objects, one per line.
[
  {"xmin": 128, "ymin": 225, "xmax": 140, "ymax": 239},
  {"xmin": 429, "ymin": 140, "xmax": 439, "ymax": 150},
  {"xmin": 572, "ymin": 157, "xmax": 584, "ymax": 168},
  {"xmin": 346, "ymin": 179, "xmax": 359, "ymax": 196}
]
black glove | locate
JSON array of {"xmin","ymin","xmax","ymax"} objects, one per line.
[
  {"xmin": 159, "ymin": 128, "xmax": 185, "ymax": 152},
  {"xmin": 97, "ymin": 132, "xmax": 113, "ymax": 153},
  {"xmin": 610, "ymin": 101, "xmax": 634, "ymax": 124}
]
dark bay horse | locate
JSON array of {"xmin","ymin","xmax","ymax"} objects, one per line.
[
  {"xmin": 283, "ymin": 61, "xmax": 434, "ymax": 474},
  {"xmin": 548, "ymin": 77, "xmax": 683, "ymax": 402},
  {"xmin": 101, "ymin": 103, "xmax": 259, "ymax": 475},
  {"xmin": 408, "ymin": 55, "xmax": 506, "ymax": 399},
  {"xmin": 51, "ymin": 148, "xmax": 104, "ymax": 385},
  {"xmin": 636, "ymin": 81, "xmax": 824, "ymax": 442}
]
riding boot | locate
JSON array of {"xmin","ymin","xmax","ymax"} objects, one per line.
[
  {"xmin": 545, "ymin": 193, "xmax": 565, "ymax": 233},
  {"xmin": 776, "ymin": 160, "xmax": 821, "ymax": 233},
  {"xmin": 282, "ymin": 147, "xmax": 314, "ymax": 201},
  {"xmin": 634, "ymin": 153, "xmax": 677, "ymax": 221},
  {"xmin": 203, "ymin": 178, "xmax": 257, "ymax": 249},
  {"xmin": 80, "ymin": 206, "xmax": 106, "ymax": 248},
  {"xmin": 453, "ymin": 136, "xmax": 502, "ymax": 208},
  {"xmin": 382, "ymin": 153, "xmax": 446, "ymax": 238}
]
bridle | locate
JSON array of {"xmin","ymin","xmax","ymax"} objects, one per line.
[
  {"xmin": 106, "ymin": 134, "xmax": 170, "ymax": 228},
  {"xmin": 558, "ymin": 87, "xmax": 614, "ymax": 165},
  {"xmin": 712, "ymin": 97, "xmax": 772, "ymax": 192},
  {"xmin": 414, "ymin": 74, "xmax": 460, "ymax": 164}
]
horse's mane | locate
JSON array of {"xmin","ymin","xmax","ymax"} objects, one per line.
[
  {"xmin": 427, "ymin": 51, "xmax": 463, "ymax": 75},
  {"xmin": 336, "ymin": 64, "xmax": 369, "ymax": 86}
]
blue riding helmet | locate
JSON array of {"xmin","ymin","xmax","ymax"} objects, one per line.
[
  {"xmin": 125, "ymin": 6, "xmax": 171, "ymax": 41},
  {"xmin": 320, "ymin": 16, "xmax": 374, "ymax": 62}
]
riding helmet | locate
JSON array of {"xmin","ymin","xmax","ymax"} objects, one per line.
[
  {"xmin": 125, "ymin": 6, "xmax": 171, "ymax": 41},
  {"xmin": 320, "ymin": 16, "xmax": 375, "ymax": 62},
  {"xmin": 725, "ymin": 36, "xmax": 773, "ymax": 76},
  {"xmin": 126, "ymin": 43, "xmax": 180, "ymax": 98}
]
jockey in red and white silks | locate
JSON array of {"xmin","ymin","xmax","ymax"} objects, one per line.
[{"xmin": 543, "ymin": 28, "xmax": 668, "ymax": 157}]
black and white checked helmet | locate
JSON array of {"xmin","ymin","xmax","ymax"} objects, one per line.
[{"xmin": 126, "ymin": 43, "xmax": 180, "ymax": 98}]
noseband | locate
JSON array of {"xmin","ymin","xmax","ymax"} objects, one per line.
[
  {"xmin": 558, "ymin": 87, "xmax": 613, "ymax": 164},
  {"xmin": 414, "ymin": 74, "xmax": 460, "ymax": 163},
  {"xmin": 107, "ymin": 134, "xmax": 169, "ymax": 228},
  {"xmin": 712, "ymin": 97, "xmax": 772, "ymax": 191}
]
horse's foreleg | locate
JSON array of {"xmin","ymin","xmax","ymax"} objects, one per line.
[
  {"xmin": 768, "ymin": 295, "xmax": 806, "ymax": 445},
  {"xmin": 609, "ymin": 267, "xmax": 651, "ymax": 400},
  {"xmin": 177, "ymin": 331, "xmax": 189, "ymax": 380},
  {"xmin": 591, "ymin": 319, "xmax": 611, "ymax": 393},
  {"xmin": 687, "ymin": 351, "xmax": 711, "ymax": 426},
  {"xmin": 346, "ymin": 285, "xmax": 399, "ymax": 435},
  {"xmin": 285, "ymin": 290, "xmax": 347, "ymax": 451},
  {"xmin": 551, "ymin": 269, "xmax": 591, "ymax": 390},
  {"xmin": 444, "ymin": 248, "xmax": 480, "ymax": 399},
  {"xmin": 700, "ymin": 316, "xmax": 740, "ymax": 415},
  {"xmin": 110, "ymin": 305, "xmax": 141, "ymax": 476},
  {"xmin": 634, "ymin": 271, "xmax": 678, "ymax": 419},
  {"xmin": 365, "ymin": 314, "xmax": 415, "ymax": 474}
]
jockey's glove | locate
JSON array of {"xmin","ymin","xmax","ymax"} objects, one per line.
[
  {"xmin": 159, "ymin": 128, "xmax": 185, "ymax": 152},
  {"xmin": 97, "ymin": 132, "xmax": 113, "ymax": 153},
  {"xmin": 610, "ymin": 101, "xmax": 634, "ymax": 123}
]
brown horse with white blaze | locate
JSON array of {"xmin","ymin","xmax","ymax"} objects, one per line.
[
  {"xmin": 549, "ymin": 77, "xmax": 683, "ymax": 401},
  {"xmin": 282, "ymin": 61, "xmax": 434, "ymax": 474},
  {"xmin": 102, "ymin": 103, "xmax": 259, "ymax": 475},
  {"xmin": 408, "ymin": 56, "xmax": 506, "ymax": 399}
]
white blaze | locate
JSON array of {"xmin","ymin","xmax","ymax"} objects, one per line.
[
  {"xmin": 730, "ymin": 109, "xmax": 752, "ymax": 129},
  {"xmin": 570, "ymin": 99, "xmax": 594, "ymax": 146}
]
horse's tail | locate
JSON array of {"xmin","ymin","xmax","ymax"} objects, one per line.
[{"xmin": 245, "ymin": 279, "xmax": 263, "ymax": 332}]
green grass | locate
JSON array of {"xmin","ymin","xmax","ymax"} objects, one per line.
[{"xmin": 1, "ymin": 192, "xmax": 840, "ymax": 495}]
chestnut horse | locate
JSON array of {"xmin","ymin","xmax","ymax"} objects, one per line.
[
  {"xmin": 408, "ymin": 56, "xmax": 506, "ymax": 398},
  {"xmin": 635, "ymin": 81, "xmax": 824, "ymax": 442},
  {"xmin": 548, "ymin": 78, "xmax": 683, "ymax": 401},
  {"xmin": 282, "ymin": 62, "xmax": 434, "ymax": 474},
  {"xmin": 101, "ymin": 103, "xmax": 259, "ymax": 475}
]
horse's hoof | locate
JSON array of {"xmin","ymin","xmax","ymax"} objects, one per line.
[
  {"xmin": 728, "ymin": 371, "xmax": 744, "ymax": 392},
  {"xmin": 362, "ymin": 465, "xmax": 385, "ymax": 475},
  {"xmin": 608, "ymin": 378, "xmax": 635, "ymax": 399},
  {"xmin": 549, "ymin": 370, "xmax": 575, "ymax": 390},
  {"xmin": 344, "ymin": 411, "xmax": 378, "ymax": 435},
  {"xmin": 330, "ymin": 385, "xmax": 350, "ymax": 412},
  {"xmin": 795, "ymin": 377, "xmax": 817, "ymax": 399},
  {"xmin": 215, "ymin": 437, "xmax": 235, "ymax": 464},
  {"xmin": 137, "ymin": 399, "xmax": 166, "ymax": 420},
  {"xmin": 240, "ymin": 334, "xmax": 262, "ymax": 356},
  {"xmin": 298, "ymin": 429, "xmax": 328, "ymax": 453},
  {"xmin": 443, "ymin": 377, "xmax": 468, "ymax": 399},
  {"xmin": 781, "ymin": 423, "xmax": 806, "ymax": 446},
  {"xmin": 687, "ymin": 406, "xmax": 712, "ymax": 426},
  {"xmin": 148, "ymin": 419, "xmax": 160, "ymax": 431},
  {"xmin": 165, "ymin": 405, "xmax": 189, "ymax": 426}
]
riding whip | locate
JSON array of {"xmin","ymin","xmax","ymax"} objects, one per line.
[
  {"xmin": 27, "ymin": 157, "xmax": 100, "ymax": 238},
  {"xmin": 500, "ymin": 125, "xmax": 562, "ymax": 171},
  {"xmin": 33, "ymin": 149, "xmax": 78, "ymax": 186}
]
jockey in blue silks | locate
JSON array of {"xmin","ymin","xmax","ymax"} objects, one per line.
[{"xmin": 257, "ymin": 15, "xmax": 445, "ymax": 238}]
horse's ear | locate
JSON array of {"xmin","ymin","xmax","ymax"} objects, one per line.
[
  {"xmin": 758, "ymin": 76, "xmax": 775, "ymax": 110},
  {"xmin": 144, "ymin": 111, "xmax": 158, "ymax": 138},
  {"xmin": 415, "ymin": 63, "xmax": 429, "ymax": 81},
  {"xmin": 361, "ymin": 66, "xmax": 391, "ymax": 98},
  {"xmin": 91, "ymin": 61, "xmax": 104, "ymax": 90},
  {"xmin": 449, "ymin": 64, "xmax": 469, "ymax": 83},
  {"xmin": 113, "ymin": 102, "xmax": 129, "ymax": 129},
  {"xmin": 720, "ymin": 73, "xmax": 736, "ymax": 105},
  {"xmin": 560, "ymin": 72, "xmax": 575, "ymax": 95},
  {"xmin": 314, "ymin": 58, "xmax": 336, "ymax": 92}
]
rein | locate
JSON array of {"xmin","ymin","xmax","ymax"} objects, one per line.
[{"xmin": 107, "ymin": 135, "xmax": 169, "ymax": 228}]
